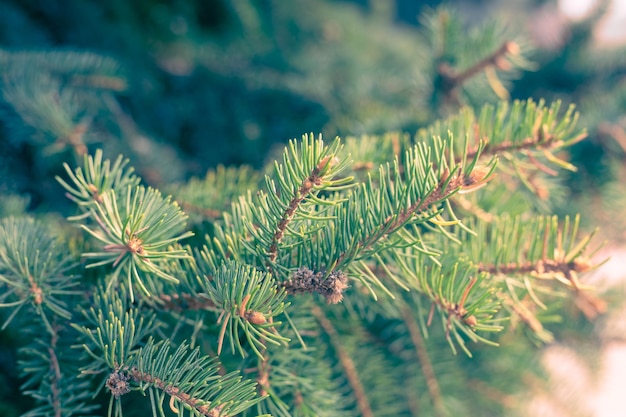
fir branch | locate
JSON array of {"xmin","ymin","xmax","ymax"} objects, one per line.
[
  {"xmin": 428, "ymin": 214, "xmax": 605, "ymax": 335},
  {"xmin": 438, "ymin": 41, "xmax": 521, "ymax": 97},
  {"xmin": 328, "ymin": 139, "xmax": 495, "ymax": 278},
  {"xmin": 19, "ymin": 322, "xmax": 98, "ymax": 417},
  {"xmin": 476, "ymin": 257, "xmax": 593, "ymax": 282},
  {"xmin": 167, "ymin": 165, "xmax": 261, "ymax": 224},
  {"xmin": 312, "ymin": 305, "xmax": 373, "ymax": 417},
  {"xmin": 0, "ymin": 217, "xmax": 79, "ymax": 329},
  {"xmin": 127, "ymin": 340, "xmax": 264, "ymax": 417},
  {"xmin": 56, "ymin": 149, "xmax": 140, "ymax": 214},
  {"xmin": 76, "ymin": 290, "xmax": 263, "ymax": 416},
  {"xmin": 78, "ymin": 185, "xmax": 193, "ymax": 301},
  {"xmin": 416, "ymin": 100, "xmax": 587, "ymax": 189},
  {"xmin": 466, "ymin": 125, "xmax": 586, "ymax": 162},
  {"xmin": 200, "ymin": 261, "xmax": 289, "ymax": 357},
  {"xmin": 202, "ymin": 135, "xmax": 354, "ymax": 280},
  {"xmin": 455, "ymin": 214, "xmax": 601, "ymax": 292},
  {"xmin": 267, "ymin": 153, "xmax": 339, "ymax": 264},
  {"xmin": 401, "ymin": 306, "xmax": 446, "ymax": 417}
]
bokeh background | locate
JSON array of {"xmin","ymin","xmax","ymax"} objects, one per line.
[{"xmin": 1, "ymin": 0, "xmax": 625, "ymax": 416}]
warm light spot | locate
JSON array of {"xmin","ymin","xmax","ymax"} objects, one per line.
[
  {"xmin": 558, "ymin": 0, "xmax": 598, "ymax": 21},
  {"xmin": 559, "ymin": 0, "xmax": 626, "ymax": 46}
]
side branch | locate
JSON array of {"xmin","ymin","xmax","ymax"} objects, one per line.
[
  {"xmin": 466, "ymin": 131, "xmax": 587, "ymax": 161},
  {"xmin": 481, "ymin": 258, "xmax": 606, "ymax": 318},
  {"xmin": 336, "ymin": 167, "xmax": 491, "ymax": 268},
  {"xmin": 438, "ymin": 41, "xmax": 520, "ymax": 95},
  {"xmin": 428, "ymin": 277, "xmax": 478, "ymax": 332},
  {"xmin": 312, "ymin": 306, "xmax": 373, "ymax": 417},
  {"xmin": 49, "ymin": 330, "xmax": 62, "ymax": 417},
  {"xmin": 158, "ymin": 293, "xmax": 217, "ymax": 311},
  {"xmin": 130, "ymin": 368, "xmax": 225, "ymax": 417},
  {"xmin": 476, "ymin": 257, "xmax": 593, "ymax": 283},
  {"xmin": 267, "ymin": 157, "xmax": 334, "ymax": 264},
  {"xmin": 401, "ymin": 306, "xmax": 446, "ymax": 417}
]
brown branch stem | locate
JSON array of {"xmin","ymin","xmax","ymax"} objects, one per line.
[
  {"xmin": 402, "ymin": 306, "xmax": 446, "ymax": 417},
  {"xmin": 266, "ymin": 161, "xmax": 329, "ymax": 266},
  {"xmin": 312, "ymin": 306, "xmax": 373, "ymax": 417},
  {"xmin": 334, "ymin": 175, "xmax": 466, "ymax": 269},
  {"xmin": 157, "ymin": 293, "xmax": 217, "ymax": 311},
  {"xmin": 466, "ymin": 133, "xmax": 561, "ymax": 161},
  {"xmin": 438, "ymin": 41, "xmax": 518, "ymax": 95},
  {"xmin": 131, "ymin": 368, "xmax": 226, "ymax": 417},
  {"xmin": 48, "ymin": 329, "xmax": 62, "ymax": 417},
  {"xmin": 476, "ymin": 258, "xmax": 591, "ymax": 281}
]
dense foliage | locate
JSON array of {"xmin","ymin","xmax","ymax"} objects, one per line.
[{"xmin": 1, "ymin": 1, "xmax": 624, "ymax": 416}]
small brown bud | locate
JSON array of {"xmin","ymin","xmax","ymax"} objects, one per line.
[
  {"xmin": 463, "ymin": 315, "xmax": 477, "ymax": 326},
  {"xmin": 572, "ymin": 256, "xmax": 593, "ymax": 273},
  {"xmin": 459, "ymin": 165, "xmax": 494, "ymax": 194},
  {"xmin": 504, "ymin": 41, "xmax": 520, "ymax": 56},
  {"xmin": 316, "ymin": 155, "xmax": 339, "ymax": 172},
  {"xmin": 245, "ymin": 311, "xmax": 267, "ymax": 325}
]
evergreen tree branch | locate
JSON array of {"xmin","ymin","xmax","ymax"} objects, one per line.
[
  {"xmin": 0, "ymin": 5, "xmax": 611, "ymax": 416},
  {"xmin": 76, "ymin": 185, "xmax": 193, "ymax": 301},
  {"xmin": 124, "ymin": 340, "xmax": 264, "ymax": 417},
  {"xmin": 0, "ymin": 217, "xmax": 79, "ymax": 329},
  {"xmin": 401, "ymin": 305, "xmax": 446, "ymax": 417},
  {"xmin": 267, "ymin": 154, "xmax": 339, "ymax": 265},
  {"xmin": 167, "ymin": 165, "xmax": 262, "ymax": 224},
  {"xmin": 75, "ymin": 289, "xmax": 263, "ymax": 416},
  {"xmin": 438, "ymin": 41, "xmax": 520, "ymax": 98},
  {"xmin": 47, "ymin": 329, "xmax": 62, "ymax": 417},
  {"xmin": 416, "ymin": 99, "xmax": 586, "ymax": 200},
  {"xmin": 19, "ymin": 321, "xmax": 98, "ymax": 417},
  {"xmin": 200, "ymin": 261, "xmax": 289, "ymax": 357},
  {"xmin": 312, "ymin": 305, "xmax": 373, "ymax": 417}
]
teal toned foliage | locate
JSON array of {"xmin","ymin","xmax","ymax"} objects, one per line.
[{"xmin": 0, "ymin": 3, "xmax": 614, "ymax": 416}]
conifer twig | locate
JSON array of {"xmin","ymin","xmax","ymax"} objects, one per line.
[
  {"xmin": 158, "ymin": 293, "xmax": 217, "ymax": 311},
  {"xmin": 466, "ymin": 130, "xmax": 587, "ymax": 161},
  {"xmin": 178, "ymin": 201, "xmax": 223, "ymax": 220},
  {"xmin": 335, "ymin": 167, "xmax": 489, "ymax": 269},
  {"xmin": 401, "ymin": 306, "xmax": 446, "ymax": 417},
  {"xmin": 130, "ymin": 368, "xmax": 225, "ymax": 417},
  {"xmin": 438, "ymin": 41, "xmax": 520, "ymax": 96},
  {"xmin": 476, "ymin": 258, "xmax": 592, "ymax": 281},
  {"xmin": 48, "ymin": 329, "xmax": 62, "ymax": 417},
  {"xmin": 312, "ymin": 305, "xmax": 373, "ymax": 417},
  {"xmin": 267, "ymin": 156, "xmax": 334, "ymax": 264}
]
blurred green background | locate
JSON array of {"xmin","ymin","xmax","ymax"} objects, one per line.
[{"xmin": 0, "ymin": 0, "xmax": 624, "ymax": 232}]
